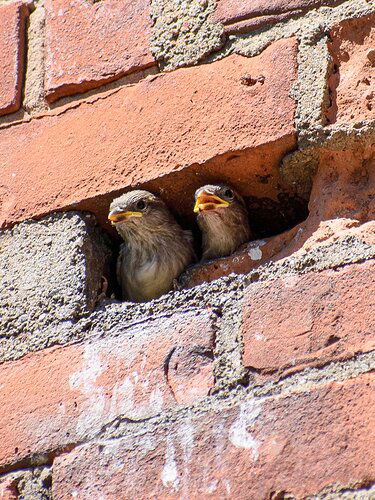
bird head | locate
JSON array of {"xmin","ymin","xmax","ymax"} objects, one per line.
[
  {"xmin": 193, "ymin": 184, "xmax": 251, "ymax": 260},
  {"xmin": 194, "ymin": 184, "xmax": 245, "ymax": 216},
  {"xmin": 108, "ymin": 190, "xmax": 173, "ymax": 238}
]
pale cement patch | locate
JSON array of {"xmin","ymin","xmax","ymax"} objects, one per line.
[{"xmin": 24, "ymin": 4, "xmax": 48, "ymax": 113}]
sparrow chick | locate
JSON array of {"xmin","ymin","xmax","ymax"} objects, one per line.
[
  {"xmin": 109, "ymin": 190, "xmax": 195, "ymax": 302},
  {"xmin": 194, "ymin": 184, "xmax": 251, "ymax": 261}
]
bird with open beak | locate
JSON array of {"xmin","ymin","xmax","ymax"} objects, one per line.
[
  {"xmin": 194, "ymin": 184, "xmax": 251, "ymax": 261},
  {"xmin": 108, "ymin": 190, "xmax": 195, "ymax": 302}
]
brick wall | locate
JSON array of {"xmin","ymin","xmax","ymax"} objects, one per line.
[{"xmin": 0, "ymin": 0, "xmax": 374, "ymax": 498}]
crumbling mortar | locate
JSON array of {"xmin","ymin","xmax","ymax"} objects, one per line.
[
  {"xmin": 150, "ymin": 0, "xmax": 225, "ymax": 71},
  {"xmin": 309, "ymin": 481, "xmax": 375, "ymax": 499},
  {"xmin": 23, "ymin": 2, "xmax": 48, "ymax": 114},
  {"xmin": 281, "ymin": 121, "xmax": 375, "ymax": 198},
  {"xmin": 0, "ymin": 466, "xmax": 52, "ymax": 500}
]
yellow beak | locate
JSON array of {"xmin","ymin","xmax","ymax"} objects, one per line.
[
  {"xmin": 108, "ymin": 209, "xmax": 143, "ymax": 224},
  {"xmin": 194, "ymin": 193, "xmax": 230, "ymax": 213}
]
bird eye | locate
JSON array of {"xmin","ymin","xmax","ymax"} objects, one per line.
[
  {"xmin": 224, "ymin": 188, "xmax": 234, "ymax": 199},
  {"xmin": 136, "ymin": 200, "xmax": 146, "ymax": 210}
]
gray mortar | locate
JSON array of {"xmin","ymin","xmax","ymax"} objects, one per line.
[
  {"xmin": 0, "ymin": 466, "xmax": 51, "ymax": 500},
  {"xmin": 309, "ymin": 483, "xmax": 375, "ymax": 499},
  {"xmin": 0, "ymin": 211, "xmax": 111, "ymax": 348},
  {"xmin": 150, "ymin": 0, "xmax": 225, "ymax": 70},
  {"xmin": 23, "ymin": 3, "xmax": 48, "ymax": 114}
]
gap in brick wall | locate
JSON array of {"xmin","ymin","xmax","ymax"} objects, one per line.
[{"xmin": 103, "ymin": 189, "xmax": 309, "ymax": 301}]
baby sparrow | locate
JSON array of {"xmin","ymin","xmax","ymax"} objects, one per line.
[
  {"xmin": 194, "ymin": 184, "xmax": 251, "ymax": 261},
  {"xmin": 109, "ymin": 190, "xmax": 195, "ymax": 302}
]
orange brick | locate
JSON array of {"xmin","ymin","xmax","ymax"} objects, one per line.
[
  {"xmin": 0, "ymin": 38, "xmax": 297, "ymax": 230},
  {"xmin": 0, "ymin": 2, "xmax": 28, "ymax": 116},
  {"xmin": 242, "ymin": 261, "xmax": 375, "ymax": 379},
  {"xmin": 52, "ymin": 374, "xmax": 375, "ymax": 498},
  {"xmin": 0, "ymin": 311, "xmax": 214, "ymax": 468},
  {"xmin": 44, "ymin": 0, "xmax": 155, "ymax": 102},
  {"xmin": 327, "ymin": 13, "xmax": 375, "ymax": 124}
]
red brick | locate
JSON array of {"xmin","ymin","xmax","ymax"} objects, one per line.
[
  {"xmin": 0, "ymin": 2, "xmax": 28, "ymax": 116},
  {"xmin": 52, "ymin": 374, "xmax": 375, "ymax": 498},
  {"xmin": 242, "ymin": 261, "xmax": 375, "ymax": 379},
  {"xmin": 0, "ymin": 479, "xmax": 18, "ymax": 500},
  {"xmin": 0, "ymin": 38, "xmax": 297, "ymax": 230},
  {"xmin": 44, "ymin": 0, "xmax": 155, "ymax": 102},
  {"xmin": 212, "ymin": 0, "xmax": 342, "ymax": 32},
  {"xmin": 0, "ymin": 311, "xmax": 214, "ymax": 468},
  {"xmin": 327, "ymin": 14, "xmax": 375, "ymax": 124}
]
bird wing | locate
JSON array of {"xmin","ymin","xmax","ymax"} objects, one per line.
[
  {"xmin": 183, "ymin": 229, "xmax": 197, "ymax": 262},
  {"xmin": 116, "ymin": 242, "xmax": 127, "ymax": 288}
]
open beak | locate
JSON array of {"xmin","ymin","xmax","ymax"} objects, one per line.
[
  {"xmin": 194, "ymin": 192, "xmax": 230, "ymax": 213},
  {"xmin": 108, "ymin": 209, "xmax": 143, "ymax": 224}
]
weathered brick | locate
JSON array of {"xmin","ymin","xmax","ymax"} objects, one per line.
[
  {"xmin": 44, "ymin": 0, "xmax": 155, "ymax": 102},
  {"xmin": 212, "ymin": 0, "xmax": 343, "ymax": 33},
  {"xmin": 52, "ymin": 374, "xmax": 375, "ymax": 498},
  {"xmin": 0, "ymin": 2, "xmax": 28, "ymax": 116},
  {"xmin": 0, "ymin": 38, "xmax": 297, "ymax": 230},
  {"xmin": 0, "ymin": 311, "xmax": 215, "ymax": 468},
  {"xmin": 0, "ymin": 212, "xmax": 111, "ymax": 342},
  {"xmin": 242, "ymin": 261, "xmax": 375, "ymax": 379},
  {"xmin": 0, "ymin": 479, "xmax": 17, "ymax": 500},
  {"xmin": 327, "ymin": 13, "xmax": 375, "ymax": 124}
]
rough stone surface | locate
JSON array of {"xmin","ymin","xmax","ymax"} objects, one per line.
[
  {"xmin": 44, "ymin": 0, "xmax": 155, "ymax": 102},
  {"xmin": 150, "ymin": 0, "xmax": 224, "ymax": 70},
  {"xmin": 52, "ymin": 374, "xmax": 375, "ymax": 499},
  {"xmin": 242, "ymin": 260, "xmax": 375, "ymax": 379},
  {"xmin": 0, "ymin": 2, "xmax": 28, "ymax": 116},
  {"xmin": 0, "ymin": 467, "xmax": 52, "ymax": 500},
  {"xmin": 327, "ymin": 13, "xmax": 375, "ymax": 124},
  {"xmin": 0, "ymin": 212, "xmax": 111, "ymax": 341},
  {"xmin": 0, "ymin": 39, "xmax": 297, "ymax": 230}
]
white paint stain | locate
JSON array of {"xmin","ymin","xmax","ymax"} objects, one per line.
[
  {"xmin": 206, "ymin": 480, "xmax": 218, "ymax": 493},
  {"xmin": 224, "ymin": 479, "xmax": 231, "ymax": 495},
  {"xmin": 254, "ymin": 332, "xmax": 265, "ymax": 341},
  {"xmin": 229, "ymin": 399, "xmax": 262, "ymax": 460},
  {"xmin": 248, "ymin": 247, "xmax": 263, "ymax": 261},
  {"xmin": 149, "ymin": 387, "xmax": 164, "ymax": 413},
  {"xmin": 161, "ymin": 436, "xmax": 180, "ymax": 492}
]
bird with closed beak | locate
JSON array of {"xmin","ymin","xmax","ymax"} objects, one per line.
[
  {"xmin": 108, "ymin": 190, "xmax": 195, "ymax": 302},
  {"xmin": 194, "ymin": 184, "xmax": 251, "ymax": 261}
]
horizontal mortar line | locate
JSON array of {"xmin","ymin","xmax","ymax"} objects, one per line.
[{"xmin": 0, "ymin": 64, "xmax": 160, "ymax": 131}]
